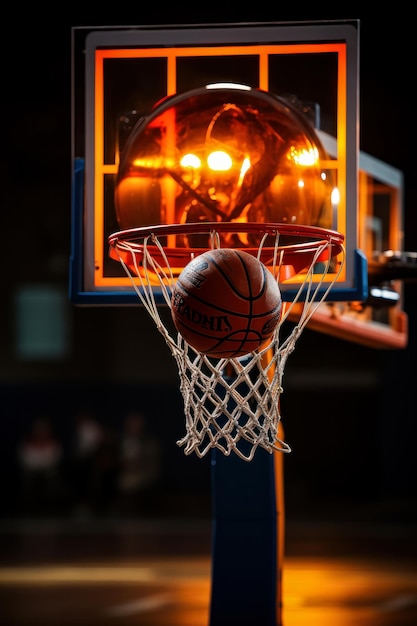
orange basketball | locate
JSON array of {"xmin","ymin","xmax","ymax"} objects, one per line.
[{"xmin": 171, "ymin": 248, "xmax": 282, "ymax": 358}]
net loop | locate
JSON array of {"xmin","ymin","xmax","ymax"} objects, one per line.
[{"xmin": 109, "ymin": 222, "xmax": 345, "ymax": 461}]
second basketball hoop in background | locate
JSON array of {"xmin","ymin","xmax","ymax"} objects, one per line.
[{"xmin": 171, "ymin": 248, "xmax": 282, "ymax": 359}]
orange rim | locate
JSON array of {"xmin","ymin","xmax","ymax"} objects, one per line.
[{"xmin": 108, "ymin": 222, "xmax": 344, "ymax": 276}]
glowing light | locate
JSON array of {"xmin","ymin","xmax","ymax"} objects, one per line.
[
  {"xmin": 289, "ymin": 145, "xmax": 319, "ymax": 167},
  {"xmin": 331, "ymin": 187, "xmax": 340, "ymax": 205},
  {"xmin": 206, "ymin": 82, "xmax": 251, "ymax": 91},
  {"xmin": 240, "ymin": 157, "xmax": 251, "ymax": 176},
  {"xmin": 180, "ymin": 153, "xmax": 201, "ymax": 169},
  {"xmin": 133, "ymin": 156, "xmax": 175, "ymax": 170},
  {"xmin": 207, "ymin": 151, "xmax": 233, "ymax": 171}
]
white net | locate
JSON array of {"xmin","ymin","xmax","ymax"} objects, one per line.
[{"xmin": 110, "ymin": 226, "xmax": 345, "ymax": 461}]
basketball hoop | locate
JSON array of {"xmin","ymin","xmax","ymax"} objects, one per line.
[{"xmin": 108, "ymin": 222, "xmax": 345, "ymax": 461}]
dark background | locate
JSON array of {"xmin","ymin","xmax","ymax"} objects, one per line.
[{"xmin": 0, "ymin": 13, "xmax": 416, "ymax": 525}]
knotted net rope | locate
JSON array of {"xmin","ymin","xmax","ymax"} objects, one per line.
[{"xmin": 111, "ymin": 229, "xmax": 344, "ymax": 461}]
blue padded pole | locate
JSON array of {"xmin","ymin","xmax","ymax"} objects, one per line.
[{"xmin": 209, "ymin": 444, "xmax": 284, "ymax": 626}]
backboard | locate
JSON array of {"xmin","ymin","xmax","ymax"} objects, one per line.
[
  {"xmin": 70, "ymin": 21, "xmax": 362, "ymax": 302},
  {"xmin": 70, "ymin": 20, "xmax": 409, "ymax": 347}
]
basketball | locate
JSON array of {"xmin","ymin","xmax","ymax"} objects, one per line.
[{"xmin": 171, "ymin": 248, "xmax": 282, "ymax": 358}]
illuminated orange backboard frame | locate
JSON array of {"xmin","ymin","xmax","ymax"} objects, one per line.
[{"xmin": 70, "ymin": 21, "xmax": 363, "ymax": 305}]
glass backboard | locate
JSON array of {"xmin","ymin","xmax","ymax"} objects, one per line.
[{"xmin": 70, "ymin": 20, "xmax": 363, "ymax": 305}]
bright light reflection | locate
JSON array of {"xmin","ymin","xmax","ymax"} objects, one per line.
[
  {"xmin": 180, "ymin": 153, "xmax": 201, "ymax": 169},
  {"xmin": 207, "ymin": 150, "xmax": 233, "ymax": 171},
  {"xmin": 133, "ymin": 156, "xmax": 176, "ymax": 169},
  {"xmin": 290, "ymin": 145, "xmax": 319, "ymax": 166},
  {"xmin": 206, "ymin": 82, "xmax": 251, "ymax": 91},
  {"xmin": 331, "ymin": 187, "xmax": 340, "ymax": 205},
  {"xmin": 240, "ymin": 157, "xmax": 251, "ymax": 176}
]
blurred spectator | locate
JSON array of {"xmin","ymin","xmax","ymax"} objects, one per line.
[
  {"xmin": 17, "ymin": 415, "xmax": 63, "ymax": 515},
  {"xmin": 116, "ymin": 412, "xmax": 161, "ymax": 515},
  {"xmin": 69, "ymin": 409, "xmax": 104, "ymax": 518},
  {"xmin": 88, "ymin": 424, "xmax": 120, "ymax": 517}
]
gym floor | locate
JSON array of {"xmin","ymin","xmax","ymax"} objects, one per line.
[{"xmin": 1, "ymin": 511, "xmax": 416, "ymax": 626}]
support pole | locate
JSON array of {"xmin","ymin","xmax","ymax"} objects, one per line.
[{"xmin": 209, "ymin": 443, "xmax": 284, "ymax": 626}]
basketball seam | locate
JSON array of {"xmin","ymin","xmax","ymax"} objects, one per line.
[{"xmin": 207, "ymin": 249, "xmax": 268, "ymax": 301}]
